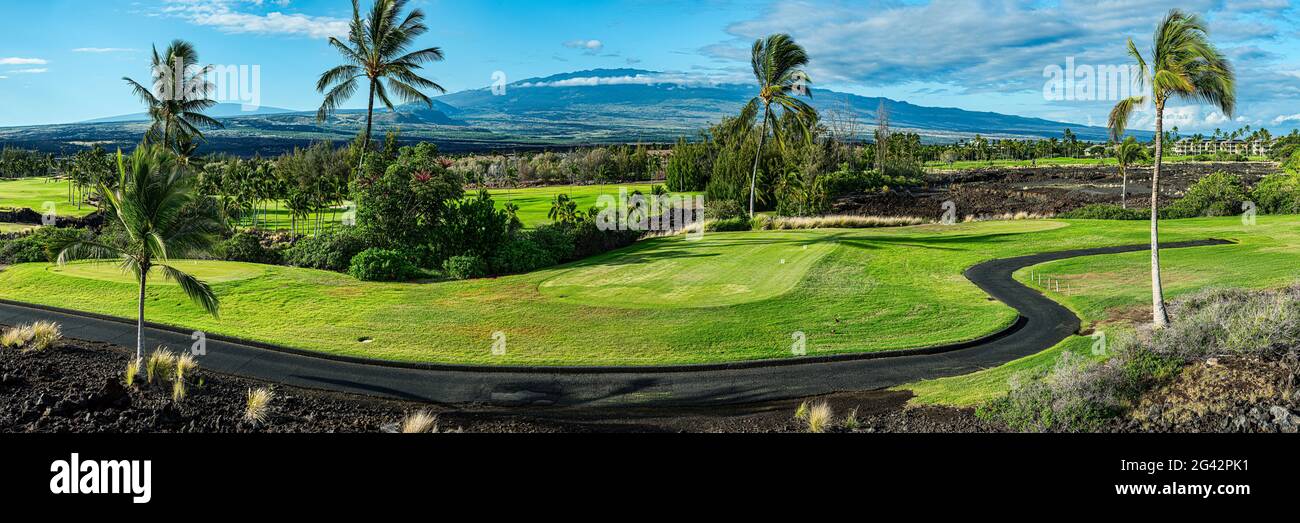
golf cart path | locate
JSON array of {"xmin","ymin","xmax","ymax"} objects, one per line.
[{"xmin": 0, "ymin": 239, "xmax": 1232, "ymax": 408}]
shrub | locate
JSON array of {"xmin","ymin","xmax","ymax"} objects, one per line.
[
  {"xmin": 442, "ymin": 254, "xmax": 487, "ymax": 280},
  {"xmin": 704, "ymin": 199, "xmax": 747, "ymax": 221},
  {"xmin": 489, "ymin": 236, "xmax": 557, "ymax": 275},
  {"xmin": 352, "ymin": 142, "xmax": 465, "ymax": 250},
  {"xmin": 806, "ymin": 401, "xmax": 834, "ymax": 433},
  {"xmin": 219, "ymin": 232, "xmax": 282, "ymax": 265},
  {"xmin": 1060, "ymin": 204, "xmax": 1147, "ymax": 220},
  {"xmin": 842, "ymin": 407, "xmax": 860, "ymax": 430},
  {"xmin": 28, "ymin": 321, "xmax": 61, "ymax": 351},
  {"xmin": 1251, "ymin": 172, "xmax": 1300, "ymax": 214},
  {"xmin": 401, "ymin": 410, "xmax": 439, "ymax": 433},
  {"xmin": 245, "ymin": 387, "xmax": 274, "ymax": 426},
  {"xmin": 794, "ymin": 401, "xmax": 810, "ymax": 421},
  {"xmin": 666, "ymin": 138, "xmax": 710, "ymax": 192},
  {"xmin": 349, "ymin": 248, "xmax": 421, "ymax": 282},
  {"xmin": 1164, "ymin": 171, "xmax": 1248, "ymax": 218},
  {"xmin": 821, "ymin": 165, "xmax": 918, "ymax": 197},
  {"xmin": 705, "ymin": 216, "xmax": 753, "ymax": 232},
  {"xmin": 981, "ymin": 351, "xmax": 1122, "ymax": 432},
  {"xmin": 527, "ymin": 224, "xmax": 577, "ymax": 263},
  {"xmin": 283, "ymin": 227, "xmax": 368, "ymax": 272},
  {"xmin": 0, "ymin": 226, "xmax": 86, "ymax": 264},
  {"xmin": 435, "ymin": 189, "xmax": 514, "ymax": 263}
]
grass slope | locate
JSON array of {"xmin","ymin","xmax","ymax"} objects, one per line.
[
  {"xmin": 1, "ymin": 216, "xmax": 1292, "ymax": 367},
  {"xmin": 903, "ymin": 215, "xmax": 1300, "ymax": 405},
  {"xmin": 0, "ymin": 178, "xmax": 95, "ymax": 217}
]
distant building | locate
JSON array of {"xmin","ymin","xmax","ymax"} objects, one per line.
[{"xmin": 1171, "ymin": 139, "xmax": 1271, "ymax": 157}]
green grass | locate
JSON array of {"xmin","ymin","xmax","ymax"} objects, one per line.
[
  {"xmin": 0, "ymin": 178, "xmax": 680, "ymax": 230},
  {"xmin": 902, "ymin": 214, "xmax": 1300, "ymax": 405},
  {"xmin": 0, "ymin": 178, "xmax": 96, "ymax": 217},
  {"xmin": 2, "ymin": 216, "xmax": 1294, "ymax": 367},
  {"xmin": 482, "ymin": 183, "xmax": 687, "ymax": 228},
  {"xmin": 0, "ymin": 222, "xmax": 39, "ymax": 233},
  {"xmin": 48, "ymin": 260, "xmax": 267, "ymax": 285}
]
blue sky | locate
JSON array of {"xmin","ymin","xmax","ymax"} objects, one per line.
[{"xmin": 3, "ymin": 0, "xmax": 1300, "ymax": 134}]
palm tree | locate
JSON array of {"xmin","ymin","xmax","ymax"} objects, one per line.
[
  {"xmin": 1115, "ymin": 137, "xmax": 1147, "ymax": 209},
  {"xmin": 1108, "ymin": 9, "xmax": 1234, "ymax": 327},
  {"xmin": 316, "ymin": 0, "xmax": 446, "ymax": 154},
  {"xmin": 56, "ymin": 145, "xmax": 222, "ymax": 361},
  {"xmin": 123, "ymin": 40, "xmax": 223, "ymax": 155},
  {"xmin": 745, "ymin": 34, "xmax": 817, "ymax": 218}
]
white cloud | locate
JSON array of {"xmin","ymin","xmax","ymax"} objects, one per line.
[
  {"xmin": 518, "ymin": 72, "xmax": 742, "ymax": 89},
  {"xmin": 1204, "ymin": 111, "xmax": 1231, "ymax": 125},
  {"xmin": 0, "ymin": 57, "xmax": 47, "ymax": 65},
  {"xmin": 72, "ymin": 48, "xmax": 136, "ymax": 53},
  {"xmin": 1273, "ymin": 114, "xmax": 1300, "ymax": 124},
  {"xmin": 563, "ymin": 39, "xmax": 605, "ymax": 52},
  {"xmin": 8, "ymin": 68, "xmax": 48, "ymax": 74},
  {"xmin": 164, "ymin": 0, "xmax": 347, "ymax": 39}
]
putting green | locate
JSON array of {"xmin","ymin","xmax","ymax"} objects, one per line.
[
  {"xmin": 46, "ymin": 260, "xmax": 266, "ymax": 285},
  {"xmin": 540, "ymin": 229, "xmax": 837, "ymax": 308}
]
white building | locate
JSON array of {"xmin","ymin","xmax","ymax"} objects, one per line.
[{"xmin": 1171, "ymin": 139, "xmax": 1271, "ymax": 157}]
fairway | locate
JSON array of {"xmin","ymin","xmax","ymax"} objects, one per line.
[
  {"xmin": 46, "ymin": 260, "xmax": 266, "ymax": 285},
  {"xmin": 0, "ymin": 217, "xmax": 1294, "ymax": 366},
  {"xmin": 540, "ymin": 230, "xmax": 836, "ymax": 308},
  {"xmin": 482, "ymin": 183, "xmax": 688, "ymax": 228},
  {"xmin": 0, "ymin": 178, "xmax": 95, "ymax": 217}
]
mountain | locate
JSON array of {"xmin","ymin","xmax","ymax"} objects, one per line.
[
  {"xmin": 81, "ymin": 103, "xmax": 301, "ymax": 124},
  {"xmin": 0, "ymin": 69, "xmax": 1134, "ymax": 156}
]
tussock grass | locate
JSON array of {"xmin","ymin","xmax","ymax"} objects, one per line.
[
  {"xmin": 962, "ymin": 211, "xmax": 1054, "ymax": 223},
  {"xmin": 842, "ymin": 407, "xmax": 860, "ymax": 430},
  {"xmin": 794, "ymin": 401, "xmax": 810, "ymax": 421},
  {"xmin": 400, "ymin": 410, "xmax": 439, "ymax": 433},
  {"xmin": 175, "ymin": 353, "xmax": 199, "ymax": 381},
  {"xmin": 244, "ymin": 387, "xmax": 274, "ymax": 425},
  {"xmin": 28, "ymin": 321, "xmax": 61, "ymax": 351},
  {"xmin": 1, "ymin": 325, "xmax": 35, "ymax": 349},
  {"xmin": 755, "ymin": 214, "xmax": 928, "ymax": 230},
  {"xmin": 806, "ymin": 401, "xmax": 834, "ymax": 433},
  {"xmin": 146, "ymin": 347, "xmax": 177, "ymax": 384},
  {"xmin": 124, "ymin": 359, "xmax": 140, "ymax": 388}
]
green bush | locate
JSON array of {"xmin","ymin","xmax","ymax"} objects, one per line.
[
  {"xmin": 706, "ymin": 216, "xmax": 753, "ymax": 232},
  {"xmin": 284, "ymin": 228, "xmax": 368, "ymax": 272},
  {"xmin": 219, "ymin": 232, "xmax": 282, "ymax": 265},
  {"xmin": 1059, "ymin": 204, "xmax": 1147, "ymax": 220},
  {"xmin": 822, "ymin": 165, "xmax": 917, "ymax": 197},
  {"xmin": 347, "ymin": 248, "xmax": 421, "ymax": 282},
  {"xmin": 1251, "ymin": 172, "xmax": 1300, "ymax": 214},
  {"xmin": 1165, "ymin": 171, "xmax": 1248, "ymax": 218},
  {"xmin": 703, "ymin": 199, "xmax": 747, "ymax": 221},
  {"xmin": 434, "ymin": 189, "xmax": 513, "ymax": 264},
  {"xmin": 490, "ymin": 236, "xmax": 557, "ymax": 275},
  {"xmin": 665, "ymin": 138, "xmax": 710, "ymax": 192},
  {"xmin": 0, "ymin": 227, "xmax": 86, "ymax": 264},
  {"xmin": 442, "ymin": 254, "xmax": 487, "ymax": 280}
]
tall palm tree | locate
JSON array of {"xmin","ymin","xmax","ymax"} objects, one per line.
[
  {"xmin": 316, "ymin": 0, "xmax": 446, "ymax": 154},
  {"xmin": 56, "ymin": 145, "xmax": 222, "ymax": 361},
  {"xmin": 1108, "ymin": 9, "xmax": 1234, "ymax": 327},
  {"xmin": 123, "ymin": 40, "xmax": 223, "ymax": 155},
  {"xmin": 745, "ymin": 34, "xmax": 817, "ymax": 218},
  {"xmin": 1115, "ymin": 136, "xmax": 1147, "ymax": 209}
]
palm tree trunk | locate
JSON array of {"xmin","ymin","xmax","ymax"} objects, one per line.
[
  {"xmin": 749, "ymin": 107, "xmax": 770, "ymax": 218},
  {"xmin": 136, "ymin": 270, "xmax": 147, "ymax": 362},
  {"xmin": 363, "ymin": 80, "xmax": 376, "ymax": 153},
  {"xmin": 1120, "ymin": 164, "xmax": 1127, "ymax": 209},
  {"xmin": 1151, "ymin": 99, "xmax": 1170, "ymax": 328}
]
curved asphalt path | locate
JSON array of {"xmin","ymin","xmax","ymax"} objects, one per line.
[{"xmin": 0, "ymin": 239, "xmax": 1231, "ymax": 408}]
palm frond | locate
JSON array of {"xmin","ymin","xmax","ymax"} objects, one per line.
[{"xmin": 161, "ymin": 265, "xmax": 219, "ymax": 318}]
